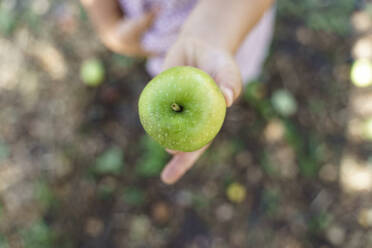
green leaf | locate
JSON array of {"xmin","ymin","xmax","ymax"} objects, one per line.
[
  {"xmin": 94, "ymin": 147, "xmax": 124, "ymax": 175},
  {"xmin": 34, "ymin": 181, "xmax": 55, "ymax": 209},
  {"xmin": 192, "ymin": 193, "xmax": 209, "ymax": 209},
  {"xmin": 283, "ymin": 120, "xmax": 304, "ymax": 154},
  {"xmin": 244, "ymin": 81, "xmax": 265, "ymax": 103},
  {"xmin": 261, "ymin": 189, "xmax": 280, "ymax": 216},
  {"xmin": 0, "ymin": 140, "xmax": 10, "ymax": 161},
  {"xmin": 308, "ymin": 212, "xmax": 331, "ymax": 233},
  {"xmin": 0, "ymin": 203, "xmax": 3, "ymax": 220},
  {"xmin": 278, "ymin": 0, "xmax": 354, "ymax": 35},
  {"xmin": 0, "ymin": 7, "xmax": 16, "ymax": 35},
  {"xmin": 136, "ymin": 136, "xmax": 168, "ymax": 177},
  {"xmin": 271, "ymin": 89, "xmax": 297, "ymax": 117},
  {"xmin": 123, "ymin": 187, "xmax": 145, "ymax": 206},
  {"xmin": 298, "ymin": 156, "xmax": 319, "ymax": 178},
  {"xmin": 0, "ymin": 235, "xmax": 9, "ymax": 248},
  {"xmin": 260, "ymin": 151, "xmax": 277, "ymax": 176},
  {"xmin": 257, "ymin": 99, "xmax": 275, "ymax": 120},
  {"xmin": 97, "ymin": 178, "xmax": 117, "ymax": 198},
  {"xmin": 21, "ymin": 221, "xmax": 55, "ymax": 248},
  {"xmin": 112, "ymin": 54, "xmax": 135, "ymax": 68}
]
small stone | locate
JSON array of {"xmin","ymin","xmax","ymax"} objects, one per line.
[
  {"xmin": 319, "ymin": 164, "xmax": 338, "ymax": 182},
  {"xmin": 264, "ymin": 119, "xmax": 285, "ymax": 143},
  {"xmin": 367, "ymin": 230, "xmax": 372, "ymax": 245},
  {"xmin": 152, "ymin": 201, "xmax": 170, "ymax": 224},
  {"xmin": 274, "ymin": 145, "xmax": 297, "ymax": 179},
  {"xmin": 326, "ymin": 225, "xmax": 346, "ymax": 246},
  {"xmin": 85, "ymin": 217, "xmax": 104, "ymax": 237},
  {"xmin": 358, "ymin": 208, "xmax": 372, "ymax": 227},
  {"xmin": 235, "ymin": 151, "xmax": 252, "ymax": 167},
  {"xmin": 340, "ymin": 155, "xmax": 372, "ymax": 192},
  {"xmin": 0, "ymin": 165, "xmax": 23, "ymax": 193},
  {"xmin": 230, "ymin": 230, "xmax": 246, "ymax": 246},
  {"xmin": 352, "ymin": 11, "xmax": 372, "ymax": 33},
  {"xmin": 215, "ymin": 203, "xmax": 234, "ymax": 222},
  {"xmin": 271, "ymin": 89, "xmax": 298, "ymax": 117},
  {"xmin": 246, "ymin": 167, "xmax": 263, "ymax": 185},
  {"xmin": 352, "ymin": 35, "xmax": 372, "ymax": 59},
  {"xmin": 100, "ymin": 85, "xmax": 120, "ymax": 105},
  {"xmin": 310, "ymin": 190, "xmax": 333, "ymax": 212},
  {"xmin": 296, "ymin": 27, "xmax": 312, "ymax": 45},
  {"xmin": 176, "ymin": 190, "xmax": 193, "ymax": 207},
  {"xmin": 130, "ymin": 216, "xmax": 151, "ymax": 241},
  {"xmin": 202, "ymin": 182, "xmax": 218, "ymax": 199}
]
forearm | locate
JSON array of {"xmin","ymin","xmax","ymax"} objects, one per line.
[{"xmin": 179, "ymin": 0, "xmax": 274, "ymax": 54}]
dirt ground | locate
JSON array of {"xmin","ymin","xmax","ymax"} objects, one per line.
[{"xmin": 0, "ymin": 0, "xmax": 372, "ymax": 248}]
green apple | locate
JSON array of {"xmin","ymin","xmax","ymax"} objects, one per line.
[
  {"xmin": 80, "ymin": 58, "xmax": 105, "ymax": 87},
  {"xmin": 138, "ymin": 66, "xmax": 226, "ymax": 152}
]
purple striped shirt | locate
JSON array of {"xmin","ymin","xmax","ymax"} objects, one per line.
[{"xmin": 119, "ymin": 0, "xmax": 275, "ymax": 83}]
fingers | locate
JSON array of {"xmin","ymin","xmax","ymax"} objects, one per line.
[
  {"xmin": 161, "ymin": 145, "xmax": 209, "ymax": 184},
  {"xmin": 165, "ymin": 148, "xmax": 179, "ymax": 155},
  {"xmin": 103, "ymin": 12, "xmax": 156, "ymax": 56},
  {"xmin": 162, "ymin": 42, "xmax": 186, "ymax": 71},
  {"xmin": 197, "ymin": 44, "xmax": 242, "ymax": 107},
  {"xmin": 213, "ymin": 55, "xmax": 242, "ymax": 107},
  {"xmin": 163, "ymin": 38, "xmax": 242, "ymax": 107},
  {"xmin": 80, "ymin": 0, "xmax": 122, "ymax": 31},
  {"xmin": 81, "ymin": 0, "xmax": 156, "ymax": 56},
  {"xmin": 116, "ymin": 11, "xmax": 155, "ymax": 39}
]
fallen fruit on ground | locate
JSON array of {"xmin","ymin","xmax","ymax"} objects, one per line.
[{"xmin": 80, "ymin": 58, "xmax": 105, "ymax": 87}]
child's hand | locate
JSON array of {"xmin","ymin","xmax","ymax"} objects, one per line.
[
  {"xmin": 80, "ymin": 0, "xmax": 155, "ymax": 56},
  {"xmin": 159, "ymin": 0, "xmax": 273, "ymax": 184},
  {"xmin": 160, "ymin": 37, "xmax": 243, "ymax": 184}
]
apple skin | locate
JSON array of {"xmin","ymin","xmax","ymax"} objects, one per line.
[{"xmin": 138, "ymin": 66, "xmax": 226, "ymax": 152}]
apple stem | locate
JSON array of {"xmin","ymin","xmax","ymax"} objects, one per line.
[{"xmin": 171, "ymin": 103, "xmax": 182, "ymax": 112}]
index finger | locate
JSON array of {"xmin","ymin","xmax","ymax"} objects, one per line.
[{"xmin": 161, "ymin": 145, "xmax": 209, "ymax": 184}]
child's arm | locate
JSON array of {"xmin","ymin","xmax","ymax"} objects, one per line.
[
  {"xmin": 180, "ymin": 0, "xmax": 275, "ymax": 53},
  {"xmin": 80, "ymin": 0, "xmax": 155, "ymax": 56},
  {"xmin": 161, "ymin": 0, "xmax": 275, "ymax": 184}
]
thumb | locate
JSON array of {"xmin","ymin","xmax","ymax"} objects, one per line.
[
  {"xmin": 209, "ymin": 52, "xmax": 242, "ymax": 107},
  {"xmin": 194, "ymin": 41, "xmax": 242, "ymax": 107}
]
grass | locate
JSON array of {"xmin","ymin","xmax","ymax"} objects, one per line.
[
  {"xmin": 123, "ymin": 187, "xmax": 145, "ymax": 206},
  {"xmin": 93, "ymin": 147, "xmax": 125, "ymax": 175},
  {"xmin": 34, "ymin": 181, "xmax": 56, "ymax": 209},
  {"xmin": 0, "ymin": 140, "xmax": 10, "ymax": 161},
  {"xmin": 135, "ymin": 135, "xmax": 168, "ymax": 177},
  {"xmin": 21, "ymin": 220, "xmax": 55, "ymax": 248},
  {"xmin": 277, "ymin": 0, "xmax": 354, "ymax": 35}
]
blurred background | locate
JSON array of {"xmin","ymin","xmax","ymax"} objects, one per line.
[{"xmin": 0, "ymin": 0, "xmax": 372, "ymax": 247}]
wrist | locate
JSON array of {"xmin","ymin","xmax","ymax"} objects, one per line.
[
  {"xmin": 178, "ymin": 32, "xmax": 235, "ymax": 55},
  {"xmin": 174, "ymin": 36, "xmax": 233, "ymax": 56}
]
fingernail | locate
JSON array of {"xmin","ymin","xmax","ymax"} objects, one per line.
[
  {"xmin": 161, "ymin": 170, "xmax": 174, "ymax": 184},
  {"xmin": 166, "ymin": 148, "xmax": 181, "ymax": 155},
  {"xmin": 221, "ymin": 87, "xmax": 234, "ymax": 107}
]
